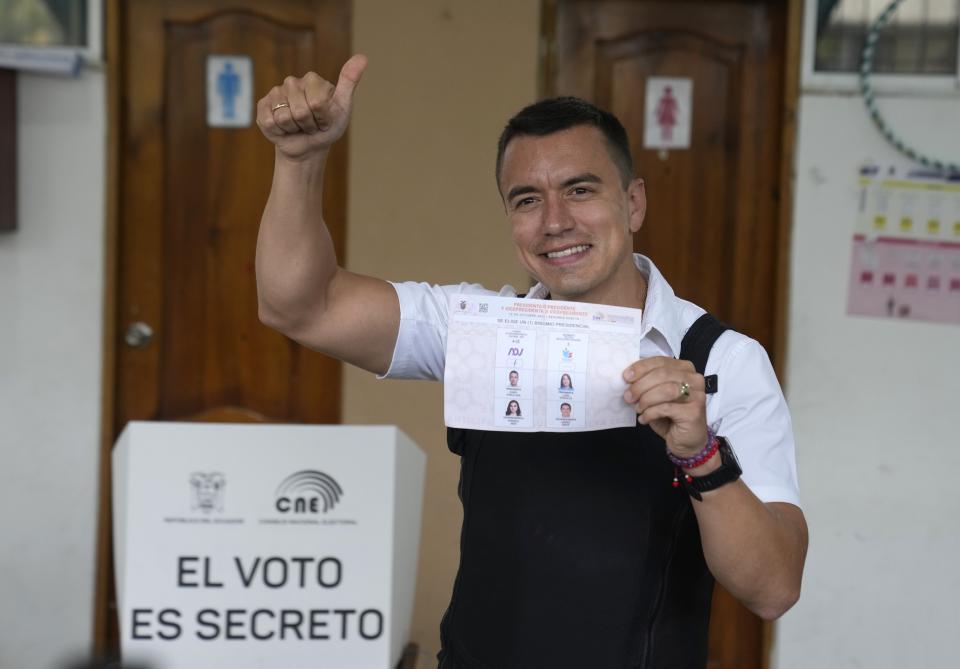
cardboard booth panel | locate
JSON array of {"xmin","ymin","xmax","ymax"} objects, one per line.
[{"xmin": 113, "ymin": 422, "xmax": 426, "ymax": 669}]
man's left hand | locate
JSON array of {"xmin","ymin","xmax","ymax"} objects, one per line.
[{"xmin": 622, "ymin": 357, "xmax": 707, "ymax": 457}]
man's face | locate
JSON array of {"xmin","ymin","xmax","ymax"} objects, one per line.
[
  {"xmin": 509, "ymin": 371, "xmax": 519, "ymax": 386},
  {"xmin": 560, "ymin": 404, "xmax": 572, "ymax": 418},
  {"xmin": 498, "ymin": 125, "xmax": 646, "ymax": 303}
]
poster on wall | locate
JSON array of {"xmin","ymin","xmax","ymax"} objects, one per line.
[{"xmin": 847, "ymin": 165, "xmax": 960, "ymax": 325}]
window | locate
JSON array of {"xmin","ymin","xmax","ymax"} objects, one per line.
[
  {"xmin": 0, "ymin": 0, "xmax": 102, "ymax": 73},
  {"xmin": 0, "ymin": 0, "xmax": 90, "ymax": 48},
  {"xmin": 815, "ymin": 0, "xmax": 959, "ymax": 74},
  {"xmin": 803, "ymin": 0, "xmax": 960, "ymax": 92}
]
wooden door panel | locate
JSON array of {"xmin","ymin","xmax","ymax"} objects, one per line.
[
  {"xmin": 596, "ymin": 30, "xmax": 744, "ymax": 320},
  {"xmin": 97, "ymin": 0, "xmax": 351, "ymax": 655},
  {"xmin": 162, "ymin": 13, "xmax": 320, "ymax": 423},
  {"xmin": 549, "ymin": 2, "xmax": 789, "ymax": 668},
  {"xmin": 115, "ymin": 0, "xmax": 348, "ymax": 436},
  {"xmin": 553, "ymin": 0, "xmax": 785, "ymax": 358}
]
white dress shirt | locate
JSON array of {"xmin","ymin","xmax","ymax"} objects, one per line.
[{"xmin": 383, "ymin": 255, "xmax": 800, "ymax": 507}]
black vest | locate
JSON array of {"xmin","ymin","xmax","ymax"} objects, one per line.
[{"xmin": 439, "ymin": 314, "xmax": 729, "ymax": 669}]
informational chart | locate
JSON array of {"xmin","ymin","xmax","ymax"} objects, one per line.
[{"xmin": 847, "ymin": 166, "xmax": 960, "ymax": 325}]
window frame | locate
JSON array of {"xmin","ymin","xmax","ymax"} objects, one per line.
[
  {"xmin": 0, "ymin": 0, "xmax": 103, "ymax": 73},
  {"xmin": 801, "ymin": 0, "xmax": 960, "ymax": 95}
]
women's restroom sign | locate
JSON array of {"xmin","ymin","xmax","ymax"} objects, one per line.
[{"xmin": 644, "ymin": 77, "xmax": 693, "ymax": 150}]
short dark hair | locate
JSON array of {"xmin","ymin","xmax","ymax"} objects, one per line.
[{"xmin": 496, "ymin": 96, "xmax": 635, "ymax": 189}]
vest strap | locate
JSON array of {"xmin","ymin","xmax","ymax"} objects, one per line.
[{"xmin": 679, "ymin": 313, "xmax": 729, "ymax": 392}]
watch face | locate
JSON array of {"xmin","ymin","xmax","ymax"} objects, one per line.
[{"xmin": 720, "ymin": 438, "xmax": 742, "ymax": 468}]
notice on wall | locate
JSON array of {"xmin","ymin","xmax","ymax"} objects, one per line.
[
  {"xmin": 847, "ymin": 166, "xmax": 960, "ymax": 325},
  {"xmin": 444, "ymin": 295, "xmax": 643, "ymax": 432}
]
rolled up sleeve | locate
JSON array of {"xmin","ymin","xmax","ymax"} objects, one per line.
[
  {"xmin": 706, "ymin": 335, "xmax": 801, "ymax": 507},
  {"xmin": 381, "ymin": 281, "xmax": 503, "ymax": 381}
]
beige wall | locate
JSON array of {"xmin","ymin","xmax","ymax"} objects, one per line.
[{"xmin": 344, "ymin": 0, "xmax": 540, "ymax": 660}]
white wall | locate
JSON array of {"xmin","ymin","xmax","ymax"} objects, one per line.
[
  {"xmin": 775, "ymin": 94, "xmax": 960, "ymax": 667},
  {"xmin": 0, "ymin": 71, "xmax": 105, "ymax": 667}
]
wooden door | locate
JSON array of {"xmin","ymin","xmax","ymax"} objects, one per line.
[
  {"xmin": 94, "ymin": 0, "xmax": 351, "ymax": 655},
  {"xmin": 546, "ymin": 1, "xmax": 796, "ymax": 667}
]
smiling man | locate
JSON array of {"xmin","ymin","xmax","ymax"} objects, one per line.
[
  {"xmin": 255, "ymin": 56, "xmax": 807, "ymax": 669},
  {"xmin": 497, "ymin": 102, "xmax": 647, "ymax": 309}
]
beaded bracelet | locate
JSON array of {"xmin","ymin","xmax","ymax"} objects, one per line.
[{"xmin": 666, "ymin": 428, "xmax": 719, "ymax": 469}]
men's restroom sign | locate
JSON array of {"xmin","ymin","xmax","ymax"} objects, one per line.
[
  {"xmin": 643, "ymin": 77, "xmax": 693, "ymax": 150},
  {"xmin": 206, "ymin": 55, "xmax": 253, "ymax": 128}
]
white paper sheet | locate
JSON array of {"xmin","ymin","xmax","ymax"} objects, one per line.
[{"xmin": 444, "ymin": 295, "xmax": 644, "ymax": 432}]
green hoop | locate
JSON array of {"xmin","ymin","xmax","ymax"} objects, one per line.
[{"xmin": 859, "ymin": 0, "xmax": 960, "ymax": 175}]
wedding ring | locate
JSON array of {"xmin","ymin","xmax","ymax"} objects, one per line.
[
  {"xmin": 678, "ymin": 382, "xmax": 691, "ymax": 400},
  {"xmin": 271, "ymin": 102, "xmax": 290, "ymax": 112}
]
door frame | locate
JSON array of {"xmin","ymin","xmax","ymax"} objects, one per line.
[
  {"xmin": 92, "ymin": 0, "xmax": 121, "ymax": 654},
  {"xmin": 538, "ymin": 0, "xmax": 804, "ymax": 666}
]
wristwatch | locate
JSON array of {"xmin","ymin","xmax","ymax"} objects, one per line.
[{"xmin": 683, "ymin": 437, "xmax": 742, "ymax": 500}]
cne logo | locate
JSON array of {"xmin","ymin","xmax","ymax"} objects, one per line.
[{"xmin": 275, "ymin": 470, "xmax": 343, "ymax": 514}]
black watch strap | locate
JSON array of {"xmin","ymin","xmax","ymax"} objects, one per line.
[{"xmin": 683, "ymin": 437, "xmax": 742, "ymax": 500}]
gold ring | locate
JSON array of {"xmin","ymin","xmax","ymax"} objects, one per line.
[
  {"xmin": 678, "ymin": 382, "xmax": 690, "ymax": 399},
  {"xmin": 271, "ymin": 102, "xmax": 290, "ymax": 112}
]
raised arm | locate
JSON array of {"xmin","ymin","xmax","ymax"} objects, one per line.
[{"xmin": 255, "ymin": 55, "xmax": 400, "ymax": 375}]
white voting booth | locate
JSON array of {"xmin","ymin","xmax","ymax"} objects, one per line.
[{"xmin": 112, "ymin": 422, "xmax": 426, "ymax": 669}]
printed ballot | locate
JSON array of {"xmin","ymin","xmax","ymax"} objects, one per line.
[{"xmin": 444, "ymin": 295, "xmax": 644, "ymax": 432}]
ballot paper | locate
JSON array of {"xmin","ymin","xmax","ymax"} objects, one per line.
[{"xmin": 444, "ymin": 295, "xmax": 644, "ymax": 432}]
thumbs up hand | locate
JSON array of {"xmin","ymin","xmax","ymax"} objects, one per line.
[{"xmin": 257, "ymin": 54, "xmax": 368, "ymax": 160}]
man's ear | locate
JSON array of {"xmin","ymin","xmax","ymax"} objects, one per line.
[{"xmin": 627, "ymin": 178, "xmax": 647, "ymax": 233}]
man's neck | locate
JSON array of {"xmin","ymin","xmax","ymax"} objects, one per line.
[{"xmin": 553, "ymin": 264, "xmax": 648, "ymax": 311}]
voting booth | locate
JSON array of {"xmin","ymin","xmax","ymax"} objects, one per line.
[{"xmin": 112, "ymin": 422, "xmax": 426, "ymax": 669}]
